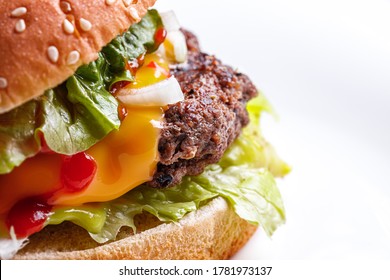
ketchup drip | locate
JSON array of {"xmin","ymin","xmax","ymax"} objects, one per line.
[
  {"xmin": 118, "ymin": 105, "xmax": 128, "ymax": 121},
  {"xmin": 126, "ymin": 53, "xmax": 145, "ymax": 76},
  {"xmin": 146, "ymin": 61, "xmax": 170, "ymax": 78},
  {"xmin": 110, "ymin": 80, "xmax": 131, "ymax": 96},
  {"xmin": 110, "ymin": 53, "xmax": 146, "ymax": 96},
  {"xmin": 5, "ymin": 152, "xmax": 98, "ymax": 238},
  {"xmin": 6, "ymin": 197, "xmax": 52, "ymax": 239},
  {"xmin": 154, "ymin": 27, "xmax": 167, "ymax": 48},
  {"xmin": 60, "ymin": 152, "xmax": 97, "ymax": 194}
]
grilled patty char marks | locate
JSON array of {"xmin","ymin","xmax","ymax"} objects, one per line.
[{"xmin": 149, "ymin": 30, "xmax": 258, "ymax": 188}]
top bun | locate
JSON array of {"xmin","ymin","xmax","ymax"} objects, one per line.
[{"xmin": 0, "ymin": 0, "xmax": 156, "ymax": 114}]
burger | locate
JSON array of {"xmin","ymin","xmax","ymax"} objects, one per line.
[{"xmin": 0, "ymin": 0, "xmax": 289, "ymax": 259}]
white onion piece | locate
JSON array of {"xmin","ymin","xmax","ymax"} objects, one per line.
[
  {"xmin": 166, "ymin": 30, "xmax": 188, "ymax": 63},
  {"xmin": 160, "ymin": 10, "xmax": 181, "ymax": 32},
  {"xmin": 116, "ymin": 76, "xmax": 184, "ymax": 106},
  {"xmin": 157, "ymin": 11, "xmax": 188, "ymax": 63},
  {"xmin": 0, "ymin": 227, "xmax": 28, "ymax": 259},
  {"xmin": 156, "ymin": 43, "xmax": 167, "ymax": 59}
]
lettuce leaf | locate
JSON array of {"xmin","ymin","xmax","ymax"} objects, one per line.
[
  {"xmin": 101, "ymin": 9, "xmax": 162, "ymax": 76},
  {"xmin": 46, "ymin": 95, "xmax": 289, "ymax": 241},
  {"xmin": 192, "ymin": 166, "xmax": 285, "ymax": 236},
  {"xmin": 39, "ymin": 85, "xmax": 119, "ymax": 155},
  {"xmin": 0, "ymin": 102, "xmax": 40, "ymax": 173},
  {"xmin": 48, "ymin": 205, "xmax": 106, "ymax": 234},
  {"xmin": 0, "ymin": 10, "xmax": 163, "ymax": 174},
  {"xmin": 90, "ymin": 181, "xmax": 217, "ymax": 243},
  {"xmin": 221, "ymin": 93, "xmax": 291, "ymax": 177}
]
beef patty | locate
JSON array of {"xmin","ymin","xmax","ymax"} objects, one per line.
[{"xmin": 149, "ymin": 30, "xmax": 258, "ymax": 188}]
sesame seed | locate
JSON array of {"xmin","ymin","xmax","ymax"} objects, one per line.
[
  {"xmin": 79, "ymin": 18, "xmax": 92, "ymax": 31},
  {"xmin": 11, "ymin": 7, "xmax": 27, "ymax": 17},
  {"xmin": 60, "ymin": 1, "xmax": 72, "ymax": 13},
  {"xmin": 129, "ymin": 7, "xmax": 140, "ymax": 21},
  {"xmin": 15, "ymin": 19, "xmax": 26, "ymax": 33},
  {"xmin": 47, "ymin": 46, "xmax": 59, "ymax": 63},
  {"xmin": 123, "ymin": 0, "xmax": 133, "ymax": 7},
  {"xmin": 67, "ymin": 50, "xmax": 80, "ymax": 65},
  {"xmin": 0, "ymin": 77, "xmax": 7, "ymax": 89},
  {"xmin": 105, "ymin": 0, "xmax": 116, "ymax": 5},
  {"xmin": 63, "ymin": 19, "xmax": 74, "ymax": 34}
]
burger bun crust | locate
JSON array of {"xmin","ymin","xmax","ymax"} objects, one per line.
[
  {"xmin": 13, "ymin": 197, "xmax": 257, "ymax": 260},
  {"xmin": 0, "ymin": 0, "xmax": 156, "ymax": 113}
]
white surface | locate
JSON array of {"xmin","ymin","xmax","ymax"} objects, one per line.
[{"xmin": 155, "ymin": 0, "xmax": 390, "ymax": 259}]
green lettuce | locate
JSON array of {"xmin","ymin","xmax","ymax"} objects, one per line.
[
  {"xmin": 221, "ymin": 93, "xmax": 291, "ymax": 177},
  {"xmin": 48, "ymin": 205, "xmax": 106, "ymax": 235},
  {"xmin": 0, "ymin": 10, "xmax": 163, "ymax": 174},
  {"xmin": 90, "ymin": 181, "xmax": 218, "ymax": 243},
  {"xmin": 47, "ymin": 95, "xmax": 289, "ymax": 241},
  {"xmin": 0, "ymin": 102, "xmax": 40, "ymax": 174},
  {"xmin": 101, "ymin": 9, "xmax": 162, "ymax": 77}
]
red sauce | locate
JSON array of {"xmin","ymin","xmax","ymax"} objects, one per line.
[
  {"xmin": 110, "ymin": 80, "xmax": 131, "ymax": 96},
  {"xmin": 4, "ymin": 152, "xmax": 98, "ymax": 238},
  {"xmin": 126, "ymin": 59, "xmax": 139, "ymax": 76},
  {"xmin": 146, "ymin": 61, "xmax": 170, "ymax": 78},
  {"xmin": 60, "ymin": 152, "xmax": 97, "ymax": 193},
  {"xmin": 154, "ymin": 27, "xmax": 167, "ymax": 48},
  {"xmin": 126, "ymin": 53, "xmax": 147, "ymax": 76},
  {"xmin": 6, "ymin": 197, "xmax": 52, "ymax": 238},
  {"xmin": 118, "ymin": 105, "xmax": 128, "ymax": 121},
  {"xmin": 137, "ymin": 53, "xmax": 145, "ymax": 67}
]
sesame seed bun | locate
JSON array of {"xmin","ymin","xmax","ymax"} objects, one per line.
[
  {"xmin": 13, "ymin": 197, "xmax": 257, "ymax": 260},
  {"xmin": 0, "ymin": 0, "xmax": 156, "ymax": 114}
]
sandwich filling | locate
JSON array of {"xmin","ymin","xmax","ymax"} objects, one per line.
[{"xmin": 0, "ymin": 10, "xmax": 289, "ymax": 258}]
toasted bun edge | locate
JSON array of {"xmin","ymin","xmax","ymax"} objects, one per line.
[{"xmin": 13, "ymin": 197, "xmax": 258, "ymax": 260}]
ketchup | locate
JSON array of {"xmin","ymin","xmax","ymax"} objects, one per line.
[
  {"xmin": 110, "ymin": 54, "xmax": 146, "ymax": 96},
  {"xmin": 118, "ymin": 105, "xmax": 128, "ymax": 121},
  {"xmin": 126, "ymin": 53, "xmax": 145, "ymax": 76},
  {"xmin": 4, "ymin": 152, "xmax": 98, "ymax": 238},
  {"xmin": 110, "ymin": 80, "xmax": 131, "ymax": 96},
  {"xmin": 154, "ymin": 27, "xmax": 167, "ymax": 48},
  {"xmin": 61, "ymin": 152, "xmax": 97, "ymax": 193},
  {"xmin": 146, "ymin": 61, "xmax": 170, "ymax": 78},
  {"xmin": 6, "ymin": 197, "xmax": 52, "ymax": 238}
]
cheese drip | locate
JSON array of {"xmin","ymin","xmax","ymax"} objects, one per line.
[{"xmin": 0, "ymin": 106, "xmax": 162, "ymax": 213}]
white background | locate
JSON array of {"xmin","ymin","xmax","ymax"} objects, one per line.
[
  {"xmin": 155, "ymin": 0, "xmax": 390, "ymax": 259},
  {"xmin": 2, "ymin": 2, "xmax": 390, "ymax": 279}
]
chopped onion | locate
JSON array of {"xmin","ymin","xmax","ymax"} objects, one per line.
[
  {"xmin": 158, "ymin": 10, "xmax": 188, "ymax": 63},
  {"xmin": 160, "ymin": 10, "xmax": 181, "ymax": 32},
  {"xmin": 0, "ymin": 227, "xmax": 28, "ymax": 259},
  {"xmin": 116, "ymin": 76, "xmax": 184, "ymax": 106},
  {"xmin": 166, "ymin": 31, "xmax": 188, "ymax": 63}
]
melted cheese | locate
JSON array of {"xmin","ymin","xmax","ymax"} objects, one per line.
[
  {"xmin": 0, "ymin": 106, "xmax": 162, "ymax": 214},
  {"xmin": 52, "ymin": 106, "xmax": 162, "ymax": 205},
  {"xmin": 0, "ymin": 154, "xmax": 62, "ymax": 214},
  {"xmin": 130, "ymin": 53, "xmax": 170, "ymax": 89}
]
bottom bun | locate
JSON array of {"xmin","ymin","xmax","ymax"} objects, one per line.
[{"xmin": 14, "ymin": 197, "xmax": 257, "ymax": 260}]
